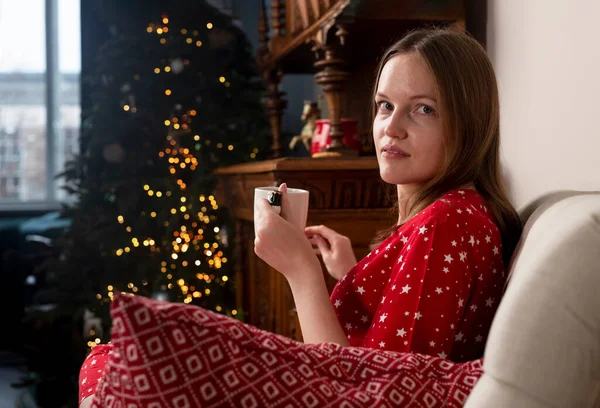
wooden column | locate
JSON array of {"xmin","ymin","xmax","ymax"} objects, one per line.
[
  {"xmin": 270, "ymin": 0, "xmax": 285, "ymax": 37},
  {"xmin": 313, "ymin": 26, "xmax": 357, "ymax": 157},
  {"xmin": 263, "ymin": 68, "xmax": 287, "ymax": 159},
  {"xmin": 258, "ymin": 0, "xmax": 269, "ymax": 59},
  {"xmin": 234, "ymin": 220, "xmax": 245, "ymax": 314}
]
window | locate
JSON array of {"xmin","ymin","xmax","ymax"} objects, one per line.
[{"xmin": 0, "ymin": 0, "xmax": 80, "ymax": 208}]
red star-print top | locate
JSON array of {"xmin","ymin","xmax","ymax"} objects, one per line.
[
  {"xmin": 330, "ymin": 188, "xmax": 506, "ymax": 362},
  {"xmin": 78, "ymin": 344, "xmax": 112, "ymax": 404}
]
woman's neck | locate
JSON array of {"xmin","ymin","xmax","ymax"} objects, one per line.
[{"xmin": 396, "ymin": 184, "xmax": 419, "ymax": 224}]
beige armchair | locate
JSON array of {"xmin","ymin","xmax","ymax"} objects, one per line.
[{"xmin": 465, "ymin": 191, "xmax": 600, "ymax": 408}]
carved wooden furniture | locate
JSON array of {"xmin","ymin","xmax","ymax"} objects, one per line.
[
  {"xmin": 214, "ymin": 157, "xmax": 394, "ymax": 340},
  {"xmin": 213, "ymin": 1, "xmax": 487, "ymax": 341},
  {"xmin": 257, "ymin": 0, "xmax": 484, "ymax": 158}
]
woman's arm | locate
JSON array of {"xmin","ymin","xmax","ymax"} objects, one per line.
[
  {"xmin": 287, "ymin": 264, "xmax": 350, "ymax": 346},
  {"xmin": 253, "ymin": 184, "xmax": 350, "ymax": 346}
]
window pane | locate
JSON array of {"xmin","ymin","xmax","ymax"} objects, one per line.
[
  {"xmin": 55, "ymin": 0, "xmax": 81, "ymax": 202},
  {"xmin": 0, "ymin": 0, "xmax": 47, "ymax": 202}
]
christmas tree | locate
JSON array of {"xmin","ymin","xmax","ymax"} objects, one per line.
[{"xmin": 25, "ymin": 1, "xmax": 270, "ymax": 406}]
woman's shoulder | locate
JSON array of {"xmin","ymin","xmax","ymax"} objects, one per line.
[{"xmin": 410, "ymin": 188, "xmax": 496, "ymax": 229}]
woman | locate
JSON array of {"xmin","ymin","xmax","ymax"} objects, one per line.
[{"xmin": 80, "ymin": 28, "xmax": 522, "ymax": 407}]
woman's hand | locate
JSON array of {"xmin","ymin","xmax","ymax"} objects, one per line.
[
  {"xmin": 305, "ymin": 225, "xmax": 357, "ymax": 281},
  {"xmin": 254, "ymin": 184, "xmax": 322, "ymax": 284}
]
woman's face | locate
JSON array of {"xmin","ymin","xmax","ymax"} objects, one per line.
[{"xmin": 373, "ymin": 53, "xmax": 445, "ymax": 188}]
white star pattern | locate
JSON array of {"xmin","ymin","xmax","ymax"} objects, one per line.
[
  {"xmin": 493, "ymin": 246, "xmax": 499, "ymax": 255},
  {"xmin": 475, "ymin": 335, "xmax": 483, "ymax": 342},
  {"xmin": 320, "ymin": 187, "xmax": 505, "ymax": 376}
]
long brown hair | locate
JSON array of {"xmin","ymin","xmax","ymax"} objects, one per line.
[{"xmin": 370, "ymin": 27, "xmax": 522, "ymax": 266}]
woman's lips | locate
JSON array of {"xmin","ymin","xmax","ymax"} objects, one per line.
[{"xmin": 381, "ymin": 145, "xmax": 410, "ymax": 158}]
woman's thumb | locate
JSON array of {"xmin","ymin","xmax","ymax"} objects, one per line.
[{"xmin": 278, "ymin": 183, "xmax": 296, "ymax": 225}]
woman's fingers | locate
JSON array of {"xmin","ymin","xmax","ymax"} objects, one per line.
[
  {"xmin": 312, "ymin": 234, "xmax": 331, "ymax": 253},
  {"xmin": 305, "ymin": 225, "xmax": 337, "ymax": 241}
]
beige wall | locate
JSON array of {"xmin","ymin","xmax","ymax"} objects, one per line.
[{"xmin": 487, "ymin": 0, "xmax": 600, "ymax": 209}]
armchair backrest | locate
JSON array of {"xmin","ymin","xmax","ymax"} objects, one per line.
[{"xmin": 465, "ymin": 191, "xmax": 600, "ymax": 408}]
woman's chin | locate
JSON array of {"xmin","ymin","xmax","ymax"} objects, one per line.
[{"xmin": 380, "ymin": 169, "xmax": 414, "ymax": 186}]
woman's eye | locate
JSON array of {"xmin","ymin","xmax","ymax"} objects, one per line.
[
  {"xmin": 416, "ymin": 105, "xmax": 435, "ymax": 115},
  {"xmin": 377, "ymin": 101, "xmax": 393, "ymax": 111}
]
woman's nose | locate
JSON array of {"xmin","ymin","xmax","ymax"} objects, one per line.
[{"xmin": 384, "ymin": 114, "xmax": 408, "ymax": 139}]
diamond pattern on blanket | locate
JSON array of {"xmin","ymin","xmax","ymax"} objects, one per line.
[{"xmin": 91, "ymin": 293, "xmax": 483, "ymax": 408}]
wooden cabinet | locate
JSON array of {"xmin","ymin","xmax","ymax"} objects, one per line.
[
  {"xmin": 257, "ymin": 0, "xmax": 485, "ymax": 158},
  {"xmin": 214, "ymin": 157, "xmax": 394, "ymax": 340}
]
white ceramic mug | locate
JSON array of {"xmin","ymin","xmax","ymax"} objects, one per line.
[{"xmin": 254, "ymin": 186, "xmax": 309, "ymax": 231}]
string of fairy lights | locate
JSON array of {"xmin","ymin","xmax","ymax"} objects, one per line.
[{"xmin": 87, "ymin": 12, "xmax": 259, "ymax": 347}]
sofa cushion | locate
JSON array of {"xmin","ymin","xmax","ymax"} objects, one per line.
[{"xmin": 465, "ymin": 191, "xmax": 600, "ymax": 408}]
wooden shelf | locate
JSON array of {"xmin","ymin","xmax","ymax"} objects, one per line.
[{"xmin": 213, "ymin": 156, "xmax": 380, "ymax": 175}]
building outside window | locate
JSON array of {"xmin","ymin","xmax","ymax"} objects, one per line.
[{"xmin": 0, "ymin": 0, "xmax": 81, "ymax": 207}]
